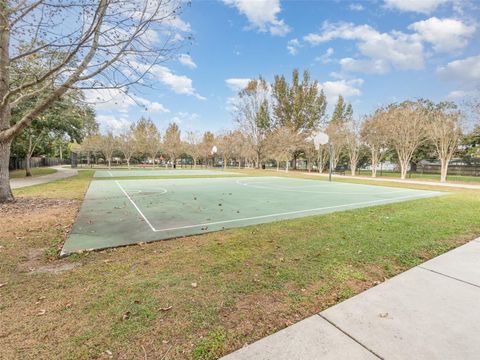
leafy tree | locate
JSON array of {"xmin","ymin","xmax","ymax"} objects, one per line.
[
  {"xmin": 272, "ymin": 69, "xmax": 327, "ymax": 134},
  {"xmin": 11, "ymin": 92, "xmax": 96, "ymax": 176},
  {"xmin": 163, "ymin": 122, "xmax": 182, "ymax": 167},
  {"xmin": 0, "ymin": 0, "xmax": 187, "ymax": 202}
]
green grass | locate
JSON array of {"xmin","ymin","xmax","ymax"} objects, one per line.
[
  {"xmin": 1, "ymin": 168, "xmax": 479, "ymax": 359},
  {"xmin": 9, "ymin": 167, "xmax": 57, "ymax": 179},
  {"xmin": 356, "ymin": 169, "xmax": 480, "ymax": 183}
]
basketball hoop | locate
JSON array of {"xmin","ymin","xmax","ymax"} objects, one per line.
[{"xmin": 313, "ymin": 132, "xmax": 329, "ymax": 149}]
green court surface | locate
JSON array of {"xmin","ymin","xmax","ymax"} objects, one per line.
[
  {"xmin": 93, "ymin": 169, "xmax": 238, "ymax": 178},
  {"xmin": 62, "ymin": 176, "xmax": 444, "ymax": 255}
]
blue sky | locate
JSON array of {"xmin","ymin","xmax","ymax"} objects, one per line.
[{"xmin": 92, "ymin": 0, "xmax": 480, "ymax": 135}]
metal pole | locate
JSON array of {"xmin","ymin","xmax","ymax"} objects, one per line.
[{"xmin": 329, "ymin": 142, "xmax": 333, "ymax": 182}]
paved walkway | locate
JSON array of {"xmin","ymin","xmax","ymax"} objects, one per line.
[
  {"xmin": 222, "ymin": 238, "xmax": 480, "ymax": 359},
  {"xmin": 302, "ymin": 172, "xmax": 480, "ymax": 190},
  {"xmin": 10, "ymin": 166, "xmax": 78, "ymax": 189}
]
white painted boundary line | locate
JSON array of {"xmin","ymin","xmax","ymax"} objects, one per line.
[
  {"xmin": 235, "ymin": 179, "xmax": 415, "ymax": 196},
  {"xmin": 152, "ymin": 192, "xmax": 438, "ymax": 233},
  {"xmin": 115, "ymin": 180, "xmax": 157, "ymax": 232},
  {"xmin": 108, "ymin": 171, "xmax": 113, "ymax": 177}
]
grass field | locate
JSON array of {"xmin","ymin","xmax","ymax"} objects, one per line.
[
  {"xmin": 355, "ymin": 169, "xmax": 480, "ymax": 183},
  {"xmin": 9, "ymin": 167, "xmax": 57, "ymax": 179},
  {"xmin": 1, "ymin": 169, "xmax": 479, "ymax": 359}
]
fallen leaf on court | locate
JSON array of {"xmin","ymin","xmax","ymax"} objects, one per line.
[
  {"xmin": 379, "ymin": 312, "xmax": 389, "ymax": 318},
  {"xmin": 0, "ymin": 283, "xmax": 7, "ymax": 288},
  {"xmin": 37, "ymin": 309, "xmax": 46, "ymax": 316},
  {"xmin": 65, "ymin": 303, "xmax": 72, "ymax": 309},
  {"xmin": 160, "ymin": 306, "xmax": 172, "ymax": 311},
  {"xmin": 105, "ymin": 350, "xmax": 113, "ymax": 356},
  {"xmin": 191, "ymin": 282, "xmax": 197, "ymax": 288},
  {"xmin": 122, "ymin": 311, "xmax": 131, "ymax": 320}
]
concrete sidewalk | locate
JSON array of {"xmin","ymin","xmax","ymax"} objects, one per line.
[
  {"xmin": 10, "ymin": 166, "xmax": 77, "ymax": 189},
  {"xmin": 302, "ymin": 172, "xmax": 480, "ymax": 190},
  {"xmin": 222, "ymin": 238, "xmax": 480, "ymax": 360}
]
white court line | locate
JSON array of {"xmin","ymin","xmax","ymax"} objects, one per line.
[
  {"xmin": 152, "ymin": 192, "xmax": 438, "ymax": 233},
  {"xmin": 108, "ymin": 171, "xmax": 113, "ymax": 177},
  {"xmin": 115, "ymin": 180, "xmax": 157, "ymax": 232},
  {"xmin": 235, "ymin": 179, "xmax": 414, "ymax": 196}
]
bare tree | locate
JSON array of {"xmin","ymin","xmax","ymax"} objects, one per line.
[
  {"xmin": 302, "ymin": 140, "xmax": 317, "ymax": 172},
  {"xmin": 199, "ymin": 131, "xmax": 215, "ymax": 167},
  {"xmin": 385, "ymin": 101, "xmax": 427, "ymax": 179},
  {"xmin": 361, "ymin": 109, "xmax": 389, "ymax": 177},
  {"xmin": 344, "ymin": 119, "xmax": 363, "ymax": 176},
  {"xmin": 264, "ymin": 126, "xmax": 302, "ymax": 172},
  {"xmin": 317, "ymin": 144, "xmax": 329, "ymax": 173},
  {"xmin": 184, "ymin": 130, "xmax": 201, "ymax": 167},
  {"xmin": 118, "ymin": 127, "xmax": 136, "ymax": 169},
  {"xmin": 217, "ymin": 131, "xmax": 237, "ymax": 169},
  {"xmin": 0, "ymin": 0, "xmax": 188, "ymax": 202},
  {"xmin": 426, "ymin": 102, "xmax": 463, "ymax": 182},
  {"xmin": 99, "ymin": 132, "xmax": 117, "ymax": 169},
  {"xmin": 81, "ymin": 134, "xmax": 102, "ymax": 166},
  {"xmin": 232, "ymin": 78, "xmax": 271, "ymax": 168},
  {"xmin": 326, "ymin": 122, "xmax": 345, "ymax": 170}
]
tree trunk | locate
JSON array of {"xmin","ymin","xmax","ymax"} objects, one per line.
[
  {"xmin": 0, "ymin": 140, "xmax": 14, "ymax": 202},
  {"xmin": 371, "ymin": 149, "xmax": 377, "ymax": 178},
  {"xmin": 108, "ymin": 159, "xmax": 111, "ymax": 169},
  {"xmin": 440, "ymin": 158, "xmax": 449, "ymax": 183},
  {"xmin": 0, "ymin": 5, "xmax": 14, "ymax": 202},
  {"xmin": 276, "ymin": 161, "xmax": 279, "ymax": 171},
  {"xmin": 25, "ymin": 129, "xmax": 33, "ymax": 177},
  {"xmin": 400, "ymin": 160, "xmax": 408, "ymax": 180},
  {"xmin": 285, "ymin": 160, "xmax": 289, "ymax": 173},
  {"xmin": 350, "ymin": 164, "xmax": 356, "ymax": 176},
  {"xmin": 25, "ymin": 154, "xmax": 32, "ymax": 177},
  {"xmin": 127, "ymin": 158, "xmax": 130, "ymax": 169},
  {"xmin": 59, "ymin": 143, "xmax": 63, "ymax": 160}
]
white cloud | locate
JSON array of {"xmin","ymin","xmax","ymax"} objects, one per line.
[
  {"xmin": 84, "ymin": 89, "xmax": 135, "ymax": 113},
  {"xmin": 384, "ymin": 0, "xmax": 449, "ymax": 14},
  {"xmin": 223, "ymin": 0, "xmax": 291, "ymax": 36},
  {"xmin": 445, "ymin": 90, "xmax": 477, "ymax": 100},
  {"xmin": 132, "ymin": 95, "xmax": 170, "ymax": 113},
  {"xmin": 349, "ymin": 3, "xmax": 364, "ymax": 11},
  {"xmin": 409, "ymin": 17, "xmax": 475, "ymax": 53},
  {"xmin": 287, "ymin": 38, "xmax": 301, "ymax": 55},
  {"xmin": 321, "ymin": 78, "xmax": 363, "ymax": 103},
  {"xmin": 340, "ymin": 58, "xmax": 390, "ymax": 74},
  {"xmin": 133, "ymin": 62, "xmax": 205, "ymax": 100},
  {"xmin": 437, "ymin": 55, "xmax": 480, "ymax": 88},
  {"xmin": 97, "ymin": 115, "xmax": 132, "ymax": 134},
  {"xmin": 316, "ymin": 47, "xmax": 334, "ymax": 63},
  {"xmin": 178, "ymin": 54, "xmax": 197, "ymax": 69},
  {"xmin": 225, "ymin": 78, "xmax": 251, "ymax": 91},
  {"xmin": 84, "ymin": 89, "xmax": 170, "ymax": 115},
  {"xmin": 304, "ymin": 22, "xmax": 425, "ymax": 71}
]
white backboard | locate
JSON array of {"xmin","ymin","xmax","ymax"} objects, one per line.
[{"xmin": 313, "ymin": 132, "xmax": 329, "ymax": 148}]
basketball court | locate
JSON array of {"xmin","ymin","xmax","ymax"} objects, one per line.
[
  {"xmin": 93, "ymin": 168, "xmax": 239, "ymax": 177},
  {"xmin": 61, "ymin": 176, "xmax": 444, "ymax": 255}
]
